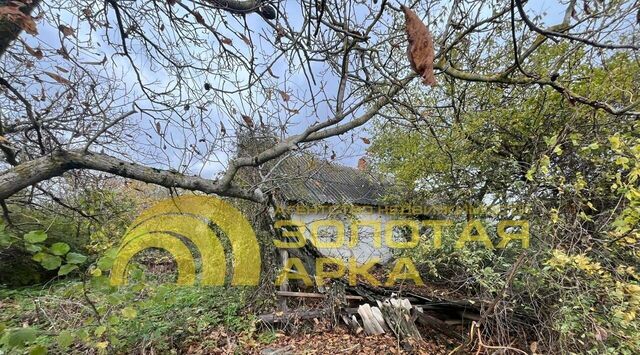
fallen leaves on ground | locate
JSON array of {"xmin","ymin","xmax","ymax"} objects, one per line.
[
  {"xmin": 182, "ymin": 321, "xmax": 453, "ymax": 354},
  {"xmin": 248, "ymin": 323, "xmax": 451, "ymax": 355}
]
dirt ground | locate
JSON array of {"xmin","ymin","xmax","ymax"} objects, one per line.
[
  {"xmin": 183, "ymin": 319, "xmax": 460, "ymax": 354},
  {"xmin": 251, "ymin": 325, "xmax": 454, "ymax": 354}
]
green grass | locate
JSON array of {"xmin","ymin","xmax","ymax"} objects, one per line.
[{"xmin": 0, "ymin": 278, "xmax": 259, "ymax": 354}]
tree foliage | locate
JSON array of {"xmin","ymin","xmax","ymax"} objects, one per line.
[{"xmin": 369, "ymin": 7, "xmax": 640, "ymax": 353}]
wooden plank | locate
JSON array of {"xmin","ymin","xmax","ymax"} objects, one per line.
[
  {"xmin": 276, "ymin": 290, "xmax": 364, "ymax": 301},
  {"xmin": 358, "ymin": 304, "xmax": 386, "ymax": 335},
  {"xmin": 379, "ymin": 299, "xmax": 422, "ymax": 341}
]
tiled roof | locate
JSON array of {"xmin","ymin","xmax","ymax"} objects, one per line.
[{"xmin": 271, "ymin": 155, "xmax": 387, "ymax": 206}]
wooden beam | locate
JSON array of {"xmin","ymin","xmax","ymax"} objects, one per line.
[{"xmin": 276, "ymin": 290, "xmax": 364, "ymax": 301}]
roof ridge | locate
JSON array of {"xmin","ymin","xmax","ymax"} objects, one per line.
[{"xmin": 272, "ymin": 153, "xmax": 387, "ymax": 206}]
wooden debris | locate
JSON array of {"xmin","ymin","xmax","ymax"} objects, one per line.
[
  {"xmin": 378, "ymin": 299, "xmax": 422, "ymax": 341},
  {"xmin": 415, "ymin": 311, "xmax": 465, "ymax": 342},
  {"xmin": 358, "ymin": 303, "xmax": 386, "ymax": 335},
  {"xmin": 341, "ymin": 314, "xmax": 363, "ymax": 334},
  {"xmin": 276, "ymin": 290, "xmax": 364, "ymax": 301},
  {"xmin": 263, "ymin": 289, "xmax": 472, "ymax": 346}
]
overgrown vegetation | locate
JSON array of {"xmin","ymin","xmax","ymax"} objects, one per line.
[
  {"xmin": 1, "ymin": 0, "xmax": 639, "ymax": 353},
  {"xmin": 0, "ymin": 186, "xmax": 280, "ymax": 354},
  {"xmin": 0, "ymin": 281, "xmax": 257, "ymax": 354},
  {"xmin": 370, "ymin": 45, "xmax": 640, "ymax": 354}
]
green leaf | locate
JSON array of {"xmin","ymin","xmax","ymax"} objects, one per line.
[
  {"xmin": 58, "ymin": 264, "xmax": 78, "ymax": 276},
  {"xmin": 0, "ymin": 226, "xmax": 12, "ymax": 247},
  {"xmin": 40, "ymin": 254, "xmax": 62, "ymax": 270},
  {"xmin": 25, "ymin": 243, "xmax": 42, "ymax": 253},
  {"xmin": 7, "ymin": 328, "xmax": 37, "ymax": 348},
  {"xmin": 553, "ymin": 145, "xmax": 563, "ymax": 156},
  {"xmin": 50, "ymin": 242, "xmax": 70, "ymax": 256},
  {"xmin": 56, "ymin": 330, "xmax": 74, "ymax": 348},
  {"xmin": 545, "ymin": 134, "xmax": 557, "ymax": 147},
  {"xmin": 24, "ymin": 230, "xmax": 47, "ymax": 244},
  {"xmin": 525, "ymin": 166, "xmax": 536, "ymax": 181},
  {"xmin": 94, "ymin": 325, "xmax": 106, "ymax": 337},
  {"xmin": 66, "ymin": 252, "xmax": 87, "ymax": 265},
  {"xmin": 32, "ymin": 252, "xmax": 47, "ymax": 262},
  {"xmin": 29, "ymin": 344, "xmax": 47, "ymax": 355},
  {"xmin": 609, "ymin": 135, "xmax": 621, "ymax": 150},
  {"xmin": 120, "ymin": 307, "xmax": 137, "ymax": 319},
  {"xmin": 97, "ymin": 249, "xmax": 118, "ymax": 271}
]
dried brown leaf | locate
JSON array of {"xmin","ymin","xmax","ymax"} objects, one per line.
[
  {"xmin": 267, "ymin": 67, "xmax": 279, "ymax": 79},
  {"xmin": 0, "ymin": 3, "xmax": 38, "ymax": 35},
  {"xmin": 360, "ymin": 137, "xmax": 370, "ymax": 144},
  {"xmin": 220, "ymin": 121, "xmax": 226, "ymax": 136},
  {"xmin": 221, "ymin": 37, "xmax": 233, "ymax": 45},
  {"xmin": 44, "ymin": 71, "xmax": 72, "ymax": 85},
  {"xmin": 401, "ymin": 6, "xmax": 436, "ymax": 86},
  {"xmin": 241, "ymin": 114, "xmax": 253, "ymax": 127},
  {"xmin": 240, "ymin": 34, "xmax": 252, "ymax": 46},
  {"xmin": 57, "ymin": 45, "xmax": 70, "ymax": 59},
  {"xmin": 278, "ymin": 90, "xmax": 290, "ymax": 102},
  {"xmin": 22, "ymin": 41, "xmax": 43, "ymax": 59},
  {"xmin": 58, "ymin": 24, "xmax": 74, "ymax": 37}
]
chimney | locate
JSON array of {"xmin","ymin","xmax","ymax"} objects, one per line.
[{"xmin": 357, "ymin": 157, "xmax": 367, "ymax": 171}]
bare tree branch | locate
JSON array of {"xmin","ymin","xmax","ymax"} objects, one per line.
[{"xmin": 0, "ymin": 150, "xmax": 264, "ymax": 202}]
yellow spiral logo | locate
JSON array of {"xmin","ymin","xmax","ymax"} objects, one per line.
[{"xmin": 110, "ymin": 195, "xmax": 260, "ymax": 286}]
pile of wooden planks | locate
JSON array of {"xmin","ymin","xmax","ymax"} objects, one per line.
[{"xmin": 259, "ymin": 290, "xmax": 474, "ymax": 344}]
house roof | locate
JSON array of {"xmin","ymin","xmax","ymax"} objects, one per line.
[{"xmin": 272, "ymin": 155, "xmax": 387, "ymax": 206}]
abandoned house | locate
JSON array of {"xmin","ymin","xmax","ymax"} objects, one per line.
[{"xmin": 272, "ymin": 155, "xmax": 408, "ymax": 264}]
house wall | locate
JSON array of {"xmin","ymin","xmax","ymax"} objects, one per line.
[{"xmin": 290, "ymin": 210, "xmax": 400, "ymax": 264}]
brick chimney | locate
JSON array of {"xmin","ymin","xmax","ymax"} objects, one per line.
[{"xmin": 357, "ymin": 157, "xmax": 367, "ymax": 171}]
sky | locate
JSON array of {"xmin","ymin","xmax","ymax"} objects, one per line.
[{"xmin": 6, "ymin": 0, "xmax": 576, "ymax": 178}]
